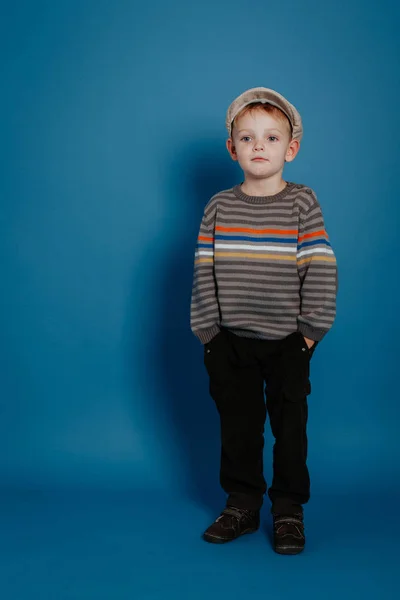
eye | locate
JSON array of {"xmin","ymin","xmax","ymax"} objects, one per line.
[
  {"xmin": 268, "ymin": 136, "xmax": 278, "ymax": 142},
  {"xmin": 240, "ymin": 136, "xmax": 252, "ymax": 142}
]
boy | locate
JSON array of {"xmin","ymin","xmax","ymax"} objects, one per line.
[{"xmin": 190, "ymin": 87, "xmax": 337, "ymax": 555}]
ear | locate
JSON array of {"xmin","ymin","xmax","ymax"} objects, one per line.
[
  {"xmin": 285, "ymin": 139, "xmax": 300, "ymax": 163},
  {"xmin": 226, "ymin": 138, "xmax": 238, "ymax": 161}
]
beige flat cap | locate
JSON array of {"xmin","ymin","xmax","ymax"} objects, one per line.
[{"xmin": 226, "ymin": 87, "xmax": 303, "ymax": 141}]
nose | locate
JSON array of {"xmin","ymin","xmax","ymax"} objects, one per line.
[{"xmin": 253, "ymin": 138, "xmax": 265, "ymax": 151}]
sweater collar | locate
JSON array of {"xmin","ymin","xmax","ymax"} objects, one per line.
[{"xmin": 233, "ymin": 181, "xmax": 295, "ymax": 204}]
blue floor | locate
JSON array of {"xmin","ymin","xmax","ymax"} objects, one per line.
[{"xmin": 0, "ymin": 489, "xmax": 397, "ymax": 599}]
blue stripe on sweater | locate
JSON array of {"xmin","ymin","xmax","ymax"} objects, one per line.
[{"xmin": 298, "ymin": 239, "xmax": 332, "ymax": 250}]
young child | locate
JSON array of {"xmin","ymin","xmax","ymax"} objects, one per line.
[{"xmin": 190, "ymin": 87, "xmax": 338, "ymax": 555}]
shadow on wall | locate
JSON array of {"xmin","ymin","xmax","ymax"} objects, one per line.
[{"xmin": 144, "ymin": 138, "xmax": 239, "ymax": 513}]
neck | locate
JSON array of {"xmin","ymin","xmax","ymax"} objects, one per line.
[{"xmin": 240, "ymin": 173, "xmax": 287, "ymax": 197}]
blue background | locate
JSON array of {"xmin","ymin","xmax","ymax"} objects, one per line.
[{"xmin": 1, "ymin": 1, "xmax": 399, "ymax": 598}]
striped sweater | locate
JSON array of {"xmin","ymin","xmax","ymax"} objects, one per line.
[{"xmin": 190, "ymin": 181, "xmax": 337, "ymax": 345}]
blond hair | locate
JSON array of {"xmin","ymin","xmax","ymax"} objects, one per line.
[{"xmin": 231, "ymin": 102, "xmax": 292, "ymax": 138}]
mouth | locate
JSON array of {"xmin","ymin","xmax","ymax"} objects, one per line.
[{"xmin": 251, "ymin": 158, "xmax": 268, "ymax": 162}]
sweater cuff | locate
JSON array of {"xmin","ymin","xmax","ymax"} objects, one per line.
[
  {"xmin": 297, "ymin": 321, "xmax": 327, "ymax": 342},
  {"xmin": 194, "ymin": 324, "xmax": 221, "ymax": 345}
]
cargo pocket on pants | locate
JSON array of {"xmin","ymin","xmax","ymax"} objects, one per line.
[
  {"xmin": 281, "ymin": 331, "xmax": 311, "ymax": 401},
  {"xmin": 203, "ymin": 330, "xmax": 234, "ymax": 383}
]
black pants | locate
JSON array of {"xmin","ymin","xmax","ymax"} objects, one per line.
[{"xmin": 203, "ymin": 328, "xmax": 317, "ymax": 516}]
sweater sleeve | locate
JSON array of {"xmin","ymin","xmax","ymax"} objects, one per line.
[
  {"xmin": 190, "ymin": 210, "xmax": 221, "ymax": 345},
  {"xmin": 297, "ymin": 194, "xmax": 338, "ymax": 342}
]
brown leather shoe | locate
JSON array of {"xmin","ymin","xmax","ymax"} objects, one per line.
[
  {"xmin": 203, "ymin": 506, "xmax": 260, "ymax": 544},
  {"xmin": 273, "ymin": 513, "xmax": 305, "ymax": 554}
]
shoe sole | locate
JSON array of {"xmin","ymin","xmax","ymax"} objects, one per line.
[
  {"xmin": 202, "ymin": 527, "xmax": 258, "ymax": 544},
  {"xmin": 274, "ymin": 545, "xmax": 305, "ymax": 555}
]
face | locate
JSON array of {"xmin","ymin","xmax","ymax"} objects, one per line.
[{"xmin": 226, "ymin": 109, "xmax": 300, "ymax": 180}]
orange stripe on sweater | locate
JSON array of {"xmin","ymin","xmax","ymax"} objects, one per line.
[
  {"xmin": 216, "ymin": 226, "xmax": 298, "ymax": 235},
  {"xmin": 298, "ymin": 230, "xmax": 327, "ymax": 243}
]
